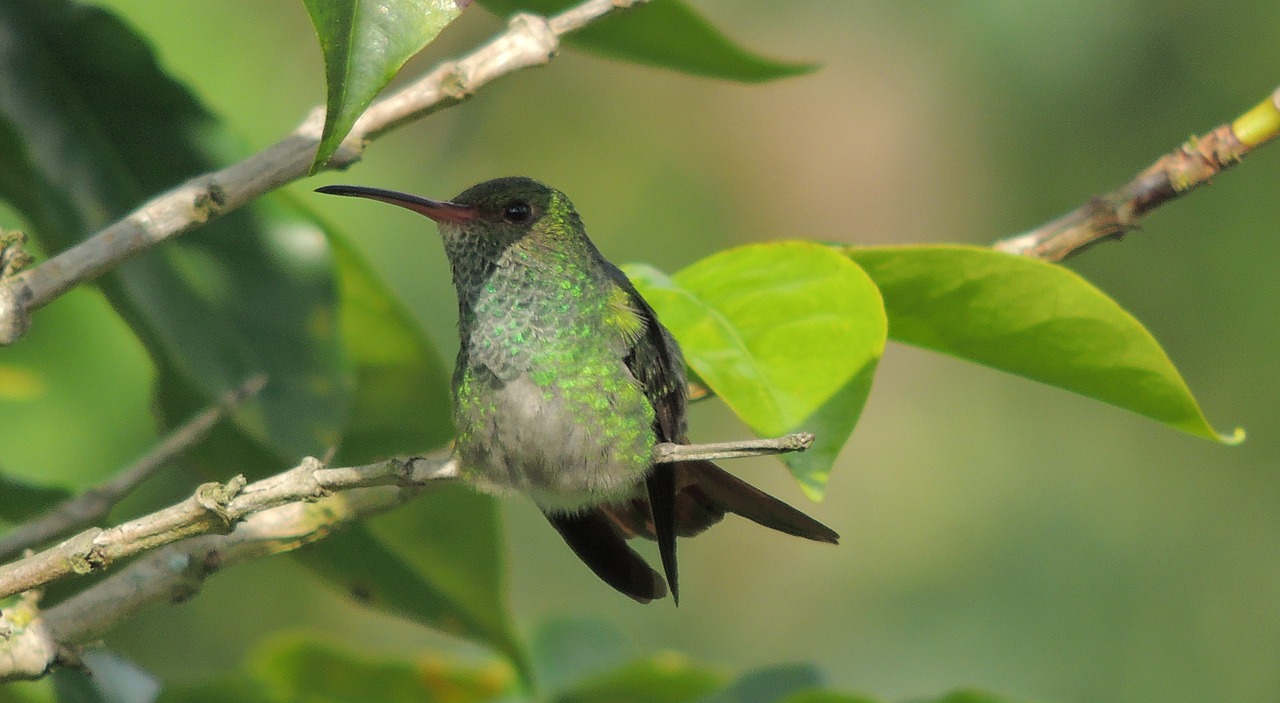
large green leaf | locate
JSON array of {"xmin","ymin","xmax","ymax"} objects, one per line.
[
  {"xmin": 478, "ymin": 0, "xmax": 813, "ymax": 82},
  {"xmin": 303, "ymin": 0, "xmax": 467, "ymax": 171},
  {"xmin": 290, "ymin": 213, "xmax": 523, "ymax": 675},
  {"xmin": 847, "ymin": 245, "xmax": 1241, "ymax": 443},
  {"xmin": 361, "ymin": 485, "xmax": 524, "ymax": 675},
  {"xmin": 293, "ymin": 522, "xmax": 525, "ymax": 675},
  {"xmin": 0, "ymin": 0, "xmax": 351, "ymax": 462},
  {"xmin": 320, "ymin": 213, "xmax": 455, "ymax": 464},
  {"xmin": 626, "ymin": 242, "xmax": 886, "ymax": 498},
  {"xmin": 530, "ymin": 618, "xmax": 636, "ymax": 697},
  {"xmin": 250, "ymin": 636, "xmax": 516, "ymax": 703}
]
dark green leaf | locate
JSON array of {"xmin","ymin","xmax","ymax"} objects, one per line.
[
  {"xmin": 366, "ymin": 484, "xmax": 528, "ymax": 680},
  {"xmin": 0, "ymin": 471, "xmax": 70, "ymax": 522},
  {"xmin": 303, "ymin": 0, "xmax": 466, "ymax": 171},
  {"xmin": 847, "ymin": 245, "xmax": 1242, "ymax": 443},
  {"xmin": 0, "ymin": 0, "xmax": 351, "ymax": 463},
  {"xmin": 702, "ymin": 664, "xmax": 824, "ymax": 703},
  {"xmin": 555, "ymin": 654, "xmax": 725, "ymax": 703},
  {"xmin": 478, "ymin": 0, "xmax": 814, "ymax": 82},
  {"xmin": 626, "ymin": 242, "xmax": 886, "ymax": 498},
  {"xmin": 293, "ymin": 520, "xmax": 525, "ymax": 676},
  {"xmin": 291, "ymin": 209, "xmax": 523, "ymax": 672},
  {"xmin": 530, "ymin": 618, "xmax": 636, "ymax": 697},
  {"xmin": 251, "ymin": 636, "xmax": 515, "ymax": 703},
  {"xmin": 324, "ymin": 226, "xmax": 454, "ymax": 464}
]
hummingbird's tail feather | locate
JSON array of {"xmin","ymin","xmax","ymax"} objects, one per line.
[
  {"xmin": 678, "ymin": 461, "xmax": 840, "ymax": 544},
  {"xmin": 545, "ymin": 510, "xmax": 668, "ymax": 604},
  {"xmin": 646, "ymin": 463, "xmax": 680, "ymax": 605}
]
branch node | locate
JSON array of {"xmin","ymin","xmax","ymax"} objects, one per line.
[
  {"xmin": 299, "ymin": 456, "xmax": 332, "ymax": 499},
  {"xmin": 192, "ymin": 182, "xmax": 228, "ymax": 224},
  {"xmin": 64, "ymin": 530, "xmax": 103, "ymax": 575},
  {"xmin": 196, "ymin": 476, "xmax": 247, "ymax": 531},
  {"xmin": 439, "ymin": 61, "xmax": 471, "ymax": 100},
  {"xmin": 390, "ymin": 456, "xmax": 416, "ymax": 489},
  {"xmin": 510, "ymin": 11, "xmax": 556, "ymax": 49}
]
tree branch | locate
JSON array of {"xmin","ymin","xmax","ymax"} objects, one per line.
[
  {"xmin": 0, "ymin": 430, "xmax": 812, "ymax": 680},
  {"xmin": 0, "ymin": 0, "xmax": 647, "ymax": 345},
  {"xmin": 0, "ymin": 428, "xmax": 812, "ymax": 607},
  {"xmin": 0, "ymin": 375, "xmax": 265, "ymax": 564},
  {"xmin": 0, "ymin": 453, "xmax": 458, "ymax": 680},
  {"xmin": 994, "ymin": 85, "xmax": 1280, "ymax": 261}
]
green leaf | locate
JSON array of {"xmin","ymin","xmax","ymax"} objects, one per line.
[
  {"xmin": 555, "ymin": 654, "xmax": 725, "ymax": 703},
  {"xmin": 0, "ymin": 0, "xmax": 351, "ymax": 463},
  {"xmin": 366, "ymin": 485, "xmax": 528, "ymax": 680},
  {"xmin": 846, "ymin": 245, "xmax": 1242, "ymax": 444},
  {"xmin": 0, "ymin": 472, "xmax": 70, "ymax": 523},
  {"xmin": 293, "ymin": 522, "xmax": 525, "ymax": 676},
  {"xmin": 290, "ymin": 211, "xmax": 525, "ymax": 674},
  {"xmin": 478, "ymin": 0, "xmax": 814, "ymax": 82},
  {"xmin": 703, "ymin": 664, "xmax": 824, "ymax": 703},
  {"xmin": 251, "ymin": 635, "xmax": 515, "ymax": 703},
  {"xmin": 530, "ymin": 618, "xmax": 636, "ymax": 697},
  {"xmin": 303, "ymin": 0, "xmax": 466, "ymax": 171},
  {"xmin": 626, "ymin": 242, "xmax": 886, "ymax": 498},
  {"xmin": 325, "ymin": 226, "xmax": 455, "ymax": 464}
]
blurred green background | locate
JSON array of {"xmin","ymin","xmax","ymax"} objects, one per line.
[{"xmin": 3, "ymin": 1, "xmax": 1279, "ymax": 702}]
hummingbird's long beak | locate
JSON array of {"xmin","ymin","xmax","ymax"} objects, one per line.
[{"xmin": 315, "ymin": 184, "xmax": 478, "ymax": 223}]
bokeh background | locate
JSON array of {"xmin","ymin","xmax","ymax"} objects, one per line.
[{"xmin": 3, "ymin": 2, "xmax": 1279, "ymax": 702}]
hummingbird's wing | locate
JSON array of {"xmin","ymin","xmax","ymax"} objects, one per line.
[
  {"xmin": 605, "ymin": 266, "xmax": 688, "ymax": 604},
  {"xmin": 544, "ymin": 509, "xmax": 667, "ymax": 603}
]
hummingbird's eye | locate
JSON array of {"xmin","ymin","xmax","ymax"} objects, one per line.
[{"xmin": 502, "ymin": 200, "xmax": 533, "ymax": 224}]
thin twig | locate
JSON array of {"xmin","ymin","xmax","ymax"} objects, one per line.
[
  {"xmin": 653, "ymin": 433, "xmax": 814, "ymax": 463},
  {"xmin": 0, "ymin": 0, "xmax": 648, "ymax": 345},
  {"xmin": 0, "ymin": 375, "xmax": 266, "ymax": 563},
  {"xmin": 995, "ymin": 85, "xmax": 1280, "ymax": 261}
]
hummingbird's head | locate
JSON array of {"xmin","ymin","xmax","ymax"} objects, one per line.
[
  {"xmin": 316, "ymin": 176, "xmax": 579, "ymax": 250},
  {"xmin": 445, "ymin": 176, "xmax": 579, "ymax": 244}
]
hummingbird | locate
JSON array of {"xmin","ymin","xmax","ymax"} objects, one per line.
[{"xmin": 317, "ymin": 177, "xmax": 838, "ymax": 603}]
